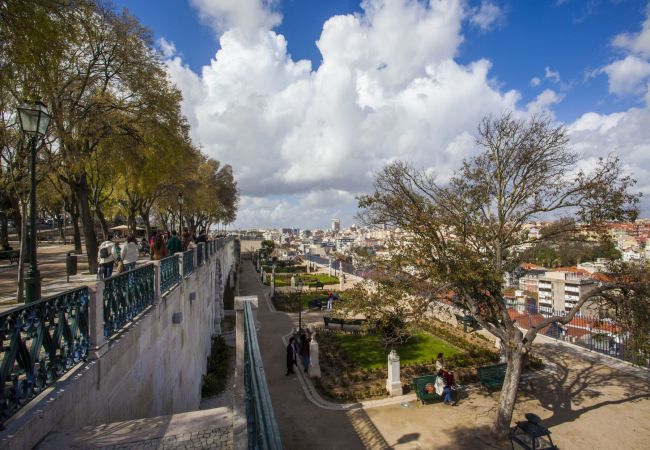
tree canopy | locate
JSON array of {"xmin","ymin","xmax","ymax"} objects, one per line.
[
  {"xmin": 1, "ymin": 0, "xmax": 238, "ymax": 283},
  {"xmin": 353, "ymin": 113, "xmax": 643, "ymax": 438}
]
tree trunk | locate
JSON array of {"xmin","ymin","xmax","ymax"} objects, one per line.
[
  {"xmin": 9, "ymin": 194, "xmax": 22, "ymax": 242},
  {"xmin": 128, "ymin": 210, "xmax": 137, "ymax": 236},
  {"xmin": 16, "ymin": 202, "xmax": 28, "ymax": 303},
  {"xmin": 491, "ymin": 341, "xmax": 525, "ymax": 439},
  {"xmin": 0, "ymin": 210, "xmax": 8, "ymax": 247},
  {"xmin": 71, "ymin": 213, "xmax": 82, "ymax": 252},
  {"xmin": 72, "ymin": 173, "xmax": 98, "ymax": 273},
  {"xmin": 95, "ymin": 205, "xmax": 109, "ymax": 240},
  {"xmin": 56, "ymin": 211, "xmax": 65, "ymax": 243},
  {"xmin": 141, "ymin": 211, "xmax": 151, "ymax": 240}
]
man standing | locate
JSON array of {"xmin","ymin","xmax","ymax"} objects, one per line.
[
  {"xmin": 286, "ymin": 337, "xmax": 297, "ymax": 376},
  {"xmin": 167, "ymin": 230, "xmax": 183, "ymax": 255}
]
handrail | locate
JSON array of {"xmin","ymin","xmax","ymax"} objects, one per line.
[
  {"xmin": 0, "ymin": 286, "xmax": 89, "ymax": 426},
  {"xmin": 243, "ymin": 301, "xmax": 282, "ymax": 449},
  {"xmin": 103, "ymin": 263, "xmax": 154, "ymax": 339},
  {"xmin": 183, "ymin": 249, "xmax": 195, "ymax": 278},
  {"xmin": 160, "ymin": 254, "xmax": 180, "ymax": 294}
]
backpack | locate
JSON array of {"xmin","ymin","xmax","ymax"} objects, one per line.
[{"xmin": 99, "ymin": 246, "xmax": 110, "ymax": 259}]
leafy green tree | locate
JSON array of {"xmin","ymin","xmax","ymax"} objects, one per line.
[{"xmin": 357, "ymin": 113, "xmax": 640, "ymax": 439}]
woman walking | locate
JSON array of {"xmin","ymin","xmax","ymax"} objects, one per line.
[
  {"xmin": 121, "ymin": 235, "xmax": 139, "ymax": 271},
  {"xmin": 151, "ymin": 233, "xmax": 168, "ymax": 260}
]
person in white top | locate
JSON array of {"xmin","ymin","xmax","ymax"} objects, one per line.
[{"xmin": 121, "ymin": 235, "xmax": 139, "ymax": 271}]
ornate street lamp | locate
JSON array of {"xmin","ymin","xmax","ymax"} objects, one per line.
[
  {"xmin": 296, "ymin": 279, "xmax": 304, "ymax": 331},
  {"xmin": 177, "ymin": 192, "xmax": 184, "ymax": 231},
  {"xmin": 17, "ymin": 101, "xmax": 51, "ymax": 303}
]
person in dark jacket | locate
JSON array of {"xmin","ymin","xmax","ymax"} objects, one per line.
[
  {"xmin": 286, "ymin": 337, "xmax": 297, "ymax": 375},
  {"xmin": 166, "ymin": 230, "xmax": 183, "ymax": 254}
]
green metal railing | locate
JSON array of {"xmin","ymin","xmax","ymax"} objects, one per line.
[
  {"xmin": 183, "ymin": 249, "xmax": 195, "ymax": 277},
  {"xmin": 103, "ymin": 264, "xmax": 154, "ymax": 339},
  {"xmin": 197, "ymin": 243, "xmax": 205, "ymax": 266},
  {"xmin": 243, "ymin": 301, "xmax": 282, "ymax": 449},
  {"xmin": 160, "ymin": 254, "xmax": 180, "ymax": 294},
  {"xmin": 0, "ymin": 286, "xmax": 89, "ymax": 426}
]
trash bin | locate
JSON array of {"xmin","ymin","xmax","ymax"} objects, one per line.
[{"xmin": 66, "ymin": 252, "xmax": 78, "ymax": 281}]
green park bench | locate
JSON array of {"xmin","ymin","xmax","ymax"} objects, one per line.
[
  {"xmin": 477, "ymin": 363, "xmax": 507, "ymax": 390},
  {"xmin": 323, "ymin": 317, "xmax": 366, "ymax": 330},
  {"xmin": 455, "ymin": 314, "xmax": 480, "ymax": 332},
  {"xmin": 0, "ymin": 250, "xmax": 19, "ymax": 265},
  {"xmin": 412, "ymin": 375, "xmax": 441, "ymax": 404},
  {"xmin": 310, "ymin": 281, "xmax": 325, "ymax": 290}
]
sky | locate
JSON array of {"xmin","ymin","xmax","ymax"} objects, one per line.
[{"xmin": 111, "ymin": 0, "xmax": 650, "ymax": 230}]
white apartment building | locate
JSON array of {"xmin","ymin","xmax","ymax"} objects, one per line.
[
  {"xmin": 331, "ymin": 218, "xmax": 341, "ymax": 233},
  {"xmin": 536, "ymin": 270, "xmax": 595, "ymax": 314}
]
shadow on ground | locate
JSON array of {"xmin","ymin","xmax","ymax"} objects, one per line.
[{"xmin": 522, "ymin": 344, "xmax": 650, "ymax": 430}]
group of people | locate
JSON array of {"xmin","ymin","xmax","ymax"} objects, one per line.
[
  {"xmin": 97, "ymin": 232, "xmax": 139, "ymax": 279},
  {"xmin": 286, "ymin": 330, "xmax": 312, "ymax": 376},
  {"xmin": 96, "ymin": 227, "xmax": 210, "ymax": 279}
]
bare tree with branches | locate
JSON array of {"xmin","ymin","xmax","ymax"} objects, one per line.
[{"xmin": 356, "ymin": 113, "xmax": 641, "ymax": 439}]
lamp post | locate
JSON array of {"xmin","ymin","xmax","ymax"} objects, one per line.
[
  {"xmin": 177, "ymin": 192, "xmax": 184, "ymax": 232},
  {"xmin": 296, "ymin": 279, "xmax": 304, "ymax": 331},
  {"xmin": 272, "ymin": 263, "xmax": 276, "ymax": 297},
  {"xmin": 17, "ymin": 101, "xmax": 51, "ymax": 303}
]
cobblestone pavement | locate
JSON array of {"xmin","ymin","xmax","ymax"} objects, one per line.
[{"xmin": 89, "ymin": 427, "xmax": 232, "ymax": 450}]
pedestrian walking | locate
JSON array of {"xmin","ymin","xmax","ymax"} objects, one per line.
[
  {"xmin": 97, "ymin": 233, "xmax": 119, "ymax": 279},
  {"xmin": 120, "ymin": 235, "xmax": 139, "ymax": 271},
  {"xmin": 181, "ymin": 227, "xmax": 191, "ymax": 251},
  {"xmin": 327, "ymin": 291, "xmax": 333, "ymax": 310},
  {"xmin": 167, "ymin": 229, "xmax": 183, "ymax": 254},
  {"xmin": 300, "ymin": 332, "xmax": 311, "ymax": 373},
  {"xmin": 286, "ymin": 337, "xmax": 297, "ymax": 375},
  {"xmin": 151, "ymin": 233, "xmax": 168, "ymax": 260}
]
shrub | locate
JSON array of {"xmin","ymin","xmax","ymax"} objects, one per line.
[{"xmin": 202, "ymin": 336, "xmax": 231, "ymax": 397}]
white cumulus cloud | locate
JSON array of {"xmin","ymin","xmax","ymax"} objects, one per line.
[
  {"xmin": 469, "ymin": 1, "xmax": 503, "ymax": 32},
  {"xmin": 190, "ymin": 0, "xmax": 281, "ymax": 36},
  {"xmin": 601, "ymin": 55, "xmax": 650, "ymax": 96},
  {"xmin": 159, "ymin": 0, "xmax": 650, "ymax": 228}
]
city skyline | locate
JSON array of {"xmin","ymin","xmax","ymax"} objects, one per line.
[{"xmin": 113, "ymin": 0, "xmax": 650, "ymax": 229}]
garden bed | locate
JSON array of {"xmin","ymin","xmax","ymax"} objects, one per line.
[
  {"xmin": 265, "ymin": 273, "xmax": 339, "ymax": 287},
  {"xmin": 313, "ymin": 321, "xmax": 542, "ymax": 403},
  {"xmin": 272, "ymin": 292, "xmax": 328, "ymax": 312}
]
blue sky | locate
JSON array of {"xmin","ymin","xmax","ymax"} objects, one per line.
[{"xmin": 111, "ymin": 1, "xmax": 650, "ymax": 229}]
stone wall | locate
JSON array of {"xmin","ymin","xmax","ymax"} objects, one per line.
[{"xmin": 1, "ymin": 241, "xmax": 237, "ymax": 450}]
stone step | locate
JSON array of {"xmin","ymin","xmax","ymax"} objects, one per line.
[{"xmin": 35, "ymin": 407, "xmax": 233, "ymax": 450}]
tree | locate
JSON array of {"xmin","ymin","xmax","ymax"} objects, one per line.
[{"xmin": 356, "ymin": 113, "xmax": 640, "ymax": 439}]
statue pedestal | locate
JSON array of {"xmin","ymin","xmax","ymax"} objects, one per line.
[{"xmin": 386, "ymin": 350, "xmax": 401, "ymax": 396}]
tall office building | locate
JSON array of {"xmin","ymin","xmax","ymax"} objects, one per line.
[{"xmin": 331, "ymin": 218, "xmax": 341, "ymax": 233}]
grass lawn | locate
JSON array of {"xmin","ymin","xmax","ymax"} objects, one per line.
[{"xmin": 333, "ymin": 332, "xmax": 462, "ymax": 369}]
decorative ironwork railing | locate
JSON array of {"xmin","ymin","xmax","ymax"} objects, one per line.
[
  {"xmin": 103, "ymin": 264, "xmax": 154, "ymax": 339},
  {"xmin": 507, "ymin": 302, "xmax": 644, "ymax": 366},
  {"xmin": 0, "ymin": 286, "xmax": 89, "ymax": 426},
  {"xmin": 183, "ymin": 249, "xmax": 195, "ymax": 277},
  {"xmin": 197, "ymin": 243, "xmax": 205, "ymax": 266},
  {"xmin": 160, "ymin": 255, "xmax": 180, "ymax": 294},
  {"xmin": 243, "ymin": 301, "xmax": 282, "ymax": 449}
]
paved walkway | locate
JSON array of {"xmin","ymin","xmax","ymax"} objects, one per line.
[
  {"xmin": 239, "ymin": 260, "xmax": 650, "ymax": 450},
  {"xmin": 238, "ymin": 258, "xmax": 368, "ymax": 450}
]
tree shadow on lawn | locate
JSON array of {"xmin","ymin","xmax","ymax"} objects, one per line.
[{"xmin": 521, "ymin": 343, "xmax": 650, "ymax": 430}]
